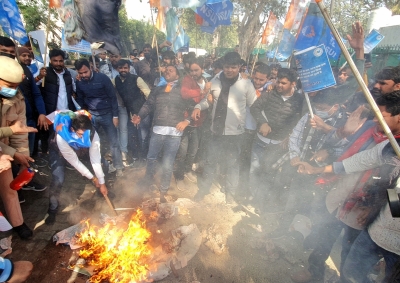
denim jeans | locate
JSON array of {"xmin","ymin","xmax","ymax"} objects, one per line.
[
  {"xmin": 174, "ymin": 127, "xmax": 199, "ymax": 180},
  {"xmin": 48, "ymin": 146, "xmax": 108, "ymax": 212},
  {"xmin": 197, "ymin": 134, "xmax": 242, "ymax": 196},
  {"xmin": 239, "ymin": 129, "xmax": 256, "ymax": 188},
  {"xmin": 248, "ymin": 137, "xmax": 285, "ymax": 200},
  {"xmin": 132, "ymin": 115, "xmax": 151, "ymax": 160},
  {"xmin": 307, "ymin": 208, "xmax": 360, "ymax": 280},
  {"xmin": 48, "ymin": 146, "xmax": 66, "ymax": 212},
  {"xmin": 342, "ymin": 229, "xmax": 400, "ymax": 283},
  {"xmin": 91, "ymin": 112, "xmax": 123, "ymax": 170},
  {"xmin": 145, "ymin": 133, "xmax": 181, "ymax": 192},
  {"xmin": 27, "ymin": 119, "xmax": 36, "ymax": 155},
  {"xmin": 118, "ymin": 106, "xmax": 129, "ymax": 153}
]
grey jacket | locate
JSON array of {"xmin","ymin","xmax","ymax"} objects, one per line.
[{"xmin": 195, "ymin": 72, "xmax": 257, "ymax": 135}]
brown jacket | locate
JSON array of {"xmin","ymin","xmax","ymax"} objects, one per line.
[{"xmin": 0, "ymin": 91, "xmax": 29, "ymax": 157}]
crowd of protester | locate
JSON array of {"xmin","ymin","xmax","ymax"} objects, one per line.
[{"xmin": 0, "ymin": 20, "xmax": 400, "ymax": 282}]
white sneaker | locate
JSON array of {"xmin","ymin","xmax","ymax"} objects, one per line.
[{"xmin": 108, "ymin": 163, "xmax": 116, "ymax": 173}]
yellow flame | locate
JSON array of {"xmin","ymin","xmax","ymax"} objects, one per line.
[{"xmin": 77, "ymin": 209, "xmax": 152, "ymax": 283}]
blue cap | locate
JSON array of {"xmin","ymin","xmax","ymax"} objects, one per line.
[{"xmin": 0, "ymin": 257, "xmax": 13, "ymax": 282}]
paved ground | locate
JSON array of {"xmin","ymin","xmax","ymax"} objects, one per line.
[{"xmin": 0, "ymin": 161, "xmax": 344, "ymax": 283}]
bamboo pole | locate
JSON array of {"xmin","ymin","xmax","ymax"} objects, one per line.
[
  {"xmin": 149, "ymin": 6, "xmax": 162, "ymax": 77},
  {"xmin": 42, "ymin": 7, "xmax": 52, "ymax": 87},
  {"xmin": 315, "ymin": 0, "xmax": 400, "ymax": 158},
  {"xmin": 104, "ymin": 195, "xmax": 118, "ymax": 216}
]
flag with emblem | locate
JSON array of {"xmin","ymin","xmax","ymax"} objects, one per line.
[{"xmin": 0, "ymin": 0, "xmax": 29, "ymax": 44}]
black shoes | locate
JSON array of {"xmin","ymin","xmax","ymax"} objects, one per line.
[
  {"xmin": 13, "ymin": 223, "xmax": 33, "ymax": 240},
  {"xmin": 45, "ymin": 212, "xmax": 56, "ymax": 225}
]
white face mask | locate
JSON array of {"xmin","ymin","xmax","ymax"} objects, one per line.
[{"xmin": 139, "ymin": 57, "xmax": 144, "ymax": 61}]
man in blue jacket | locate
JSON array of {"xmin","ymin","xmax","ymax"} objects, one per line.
[{"xmin": 75, "ymin": 59, "xmax": 123, "ymax": 176}]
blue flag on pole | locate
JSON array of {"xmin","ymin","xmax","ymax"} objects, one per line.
[
  {"xmin": 0, "ymin": 0, "xmax": 29, "ymax": 44},
  {"xmin": 294, "ymin": 44, "xmax": 336, "ymax": 92},
  {"xmin": 294, "ymin": 1, "xmax": 340, "ymax": 60},
  {"xmin": 196, "ymin": 0, "xmax": 233, "ymax": 28},
  {"xmin": 364, "ymin": 29, "xmax": 384, "ymax": 54},
  {"xmin": 275, "ymin": 29, "xmax": 296, "ymax": 61},
  {"xmin": 165, "ymin": 9, "xmax": 190, "ymax": 52}
]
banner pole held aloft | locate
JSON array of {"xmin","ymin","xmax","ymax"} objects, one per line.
[
  {"xmin": 315, "ymin": 0, "xmax": 400, "ymax": 158},
  {"xmin": 42, "ymin": 7, "xmax": 51, "ymax": 87}
]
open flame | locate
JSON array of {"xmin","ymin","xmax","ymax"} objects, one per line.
[{"xmin": 76, "ymin": 209, "xmax": 152, "ymax": 283}]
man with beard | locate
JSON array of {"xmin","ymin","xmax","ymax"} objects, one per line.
[
  {"xmin": 100, "ymin": 52, "xmax": 137, "ymax": 168},
  {"xmin": 39, "ymin": 49, "xmax": 76, "ymax": 161},
  {"xmin": 372, "ymin": 66, "xmax": 400, "ymax": 96},
  {"xmin": 40, "ymin": 49, "xmax": 76, "ymax": 114},
  {"xmin": 132, "ymin": 66, "xmax": 191, "ymax": 202},
  {"xmin": 115, "ymin": 59, "xmax": 150, "ymax": 166},
  {"xmin": 248, "ymin": 68, "xmax": 303, "ymax": 208},
  {"xmin": 191, "ymin": 52, "xmax": 257, "ymax": 204},
  {"xmin": 75, "ymin": 59, "xmax": 123, "ymax": 177},
  {"xmin": 16, "ymin": 47, "xmax": 48, "ymax": 193}
]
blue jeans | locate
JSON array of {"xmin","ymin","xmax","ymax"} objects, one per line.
[
  {"xmin": 118, "ymin": 106, "xmax": 129, "ymax": 153},
  {"xmin": 342, "ymin": 229, "xmax": 400, "ymax": 283},
  {"xmin": 248, "ymin": 137, "xmax": 284, "ymax": 199},
  {"xmin": 48, "ymin": 145, "xmax": 109, "ymax": 212},
  {"xmin": 197, "ymin": 134, "xmax": 242, "ymax": 196},
  {"xmin": 132, "ymin": 115, "xmax": 151, "ymax": 160},
  {"xmin": 91, "ymin": 112, "xmax": 123, "ymax": 170},
  {"xmin": 307, "ymin": 208, "xmax": 360, "ymax": 280},
  {"xmin": 27, "ymin": 119, "xmax": 36, "ymax": 155},
  {"xmin": 174, "ymin": 127, "xmax": 200, "ymax": 180},
  {"xmin": 145, "ymin": 133, "xmax": 181, "ymax": 192}
]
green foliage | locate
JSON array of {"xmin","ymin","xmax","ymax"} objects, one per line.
[
  {"xmin": 179, "ymin": 9, "xmax": 238, "ymax": 53},
  {"xmin": 17, "ymin": 0, "xmax": 61, "ymax": 47},
  {"xmin": 119, "ymin": 7, "xmax": 165, "ymax": 56}
]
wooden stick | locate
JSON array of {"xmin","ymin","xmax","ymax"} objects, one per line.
[
  {"xmin": 104, "ymin": 195, "xmax": 118, "ymax": 216},
  {"xmin": 42, "ymin": 7, "xmax": 52, "ymax": 87},
  {"xmin": 149, "ymin": 6, "xmax": 162, "ymax": 77}
]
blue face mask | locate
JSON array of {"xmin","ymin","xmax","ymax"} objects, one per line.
[{"xmin": 0, "ymin": 87, "xmax": 18, "ymax": 98}]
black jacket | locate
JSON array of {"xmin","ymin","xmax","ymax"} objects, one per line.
[
  {"xmin": 250, "ymin": 89, "xmax": 303, "ymax": 141},
  {"xmin": 138, "ymin": 82, "xmax": 190, "ymax": 127},
  {"xmin": 40, "ymin": 66, "xmax": 76, "ymax": 114},
  {"xmin": 115, "ymin": 73, "xmax": 145, "ymax": 115}
]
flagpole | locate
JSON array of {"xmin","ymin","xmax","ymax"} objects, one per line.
[
  {"xmin": 315, "ymin": 0, "xmax": 400, "ymax": 158},
  {"xmin": 42, "ymin": 7, "xmax": 52, "ymax": 87},
  {"xmin": 149, "ymin": 6, "xmax": 162, "ymax": 77}
]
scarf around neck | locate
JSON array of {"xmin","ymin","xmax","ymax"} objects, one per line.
[{"xmin": 212, "ymin": 72, "xmax": 239, "ymax": 135}]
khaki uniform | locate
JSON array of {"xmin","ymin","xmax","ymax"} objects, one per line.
[{"xmin": 0, "ymin": 91, "xmax": 29, "ymax": 227}]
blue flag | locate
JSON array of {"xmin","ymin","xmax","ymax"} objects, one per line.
[
  {"xmin": 0, "ymin": 0, "xmax": 29, "ymax": 44},
  {"xmin": 294, "ymin": 2, "xmax": 341, "ymax": 60},
  {"xmin": 196, "ymin": 0, "xmax": 233, "ymax": 28},
  {"xmin": 275, "ymin": 29, "xmax": 296, "ymax": 61},
  {"xmin": 294, "ymin": 44, "xmax": 336, "ymax": 92},
  {"xmin": 364, "ymin": 29, "xmax": 384, "ymax": 54},
  {"xmin": 165, "ymin": 9, "xmax": 190, "ymax": 52}
]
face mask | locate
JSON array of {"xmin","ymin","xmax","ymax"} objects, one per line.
[
  {"xmin": 314, "ymin": 110, "xmax": 330, "ymax": 119},
  {"xmin": 144, "ymin": 53, "xmax": 151, "ymax": 60},
  {"xmin": 133, "ymin": 52, "xmax": 138, "ymax": 57},
  {"xmin": 139, "ymin": 57, "xmax": 144, "ymax": 61},
  {"xmin": 0, "ymin": 86, "xmax": 18, "ymax": 98}
]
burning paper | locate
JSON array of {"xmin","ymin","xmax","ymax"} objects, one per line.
[{"xmin": 76, "ymin": 209, "xmax": 152, "ymax": 283}]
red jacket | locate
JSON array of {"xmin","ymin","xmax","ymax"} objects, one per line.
[{"xmin": 181, "ymin": 75, "xmax": 206, "ymax": 127}]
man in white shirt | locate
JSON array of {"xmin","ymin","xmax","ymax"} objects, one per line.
[{"xmin": 45, "ymin": 112, "xmax": 109, "ymax": 225}]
